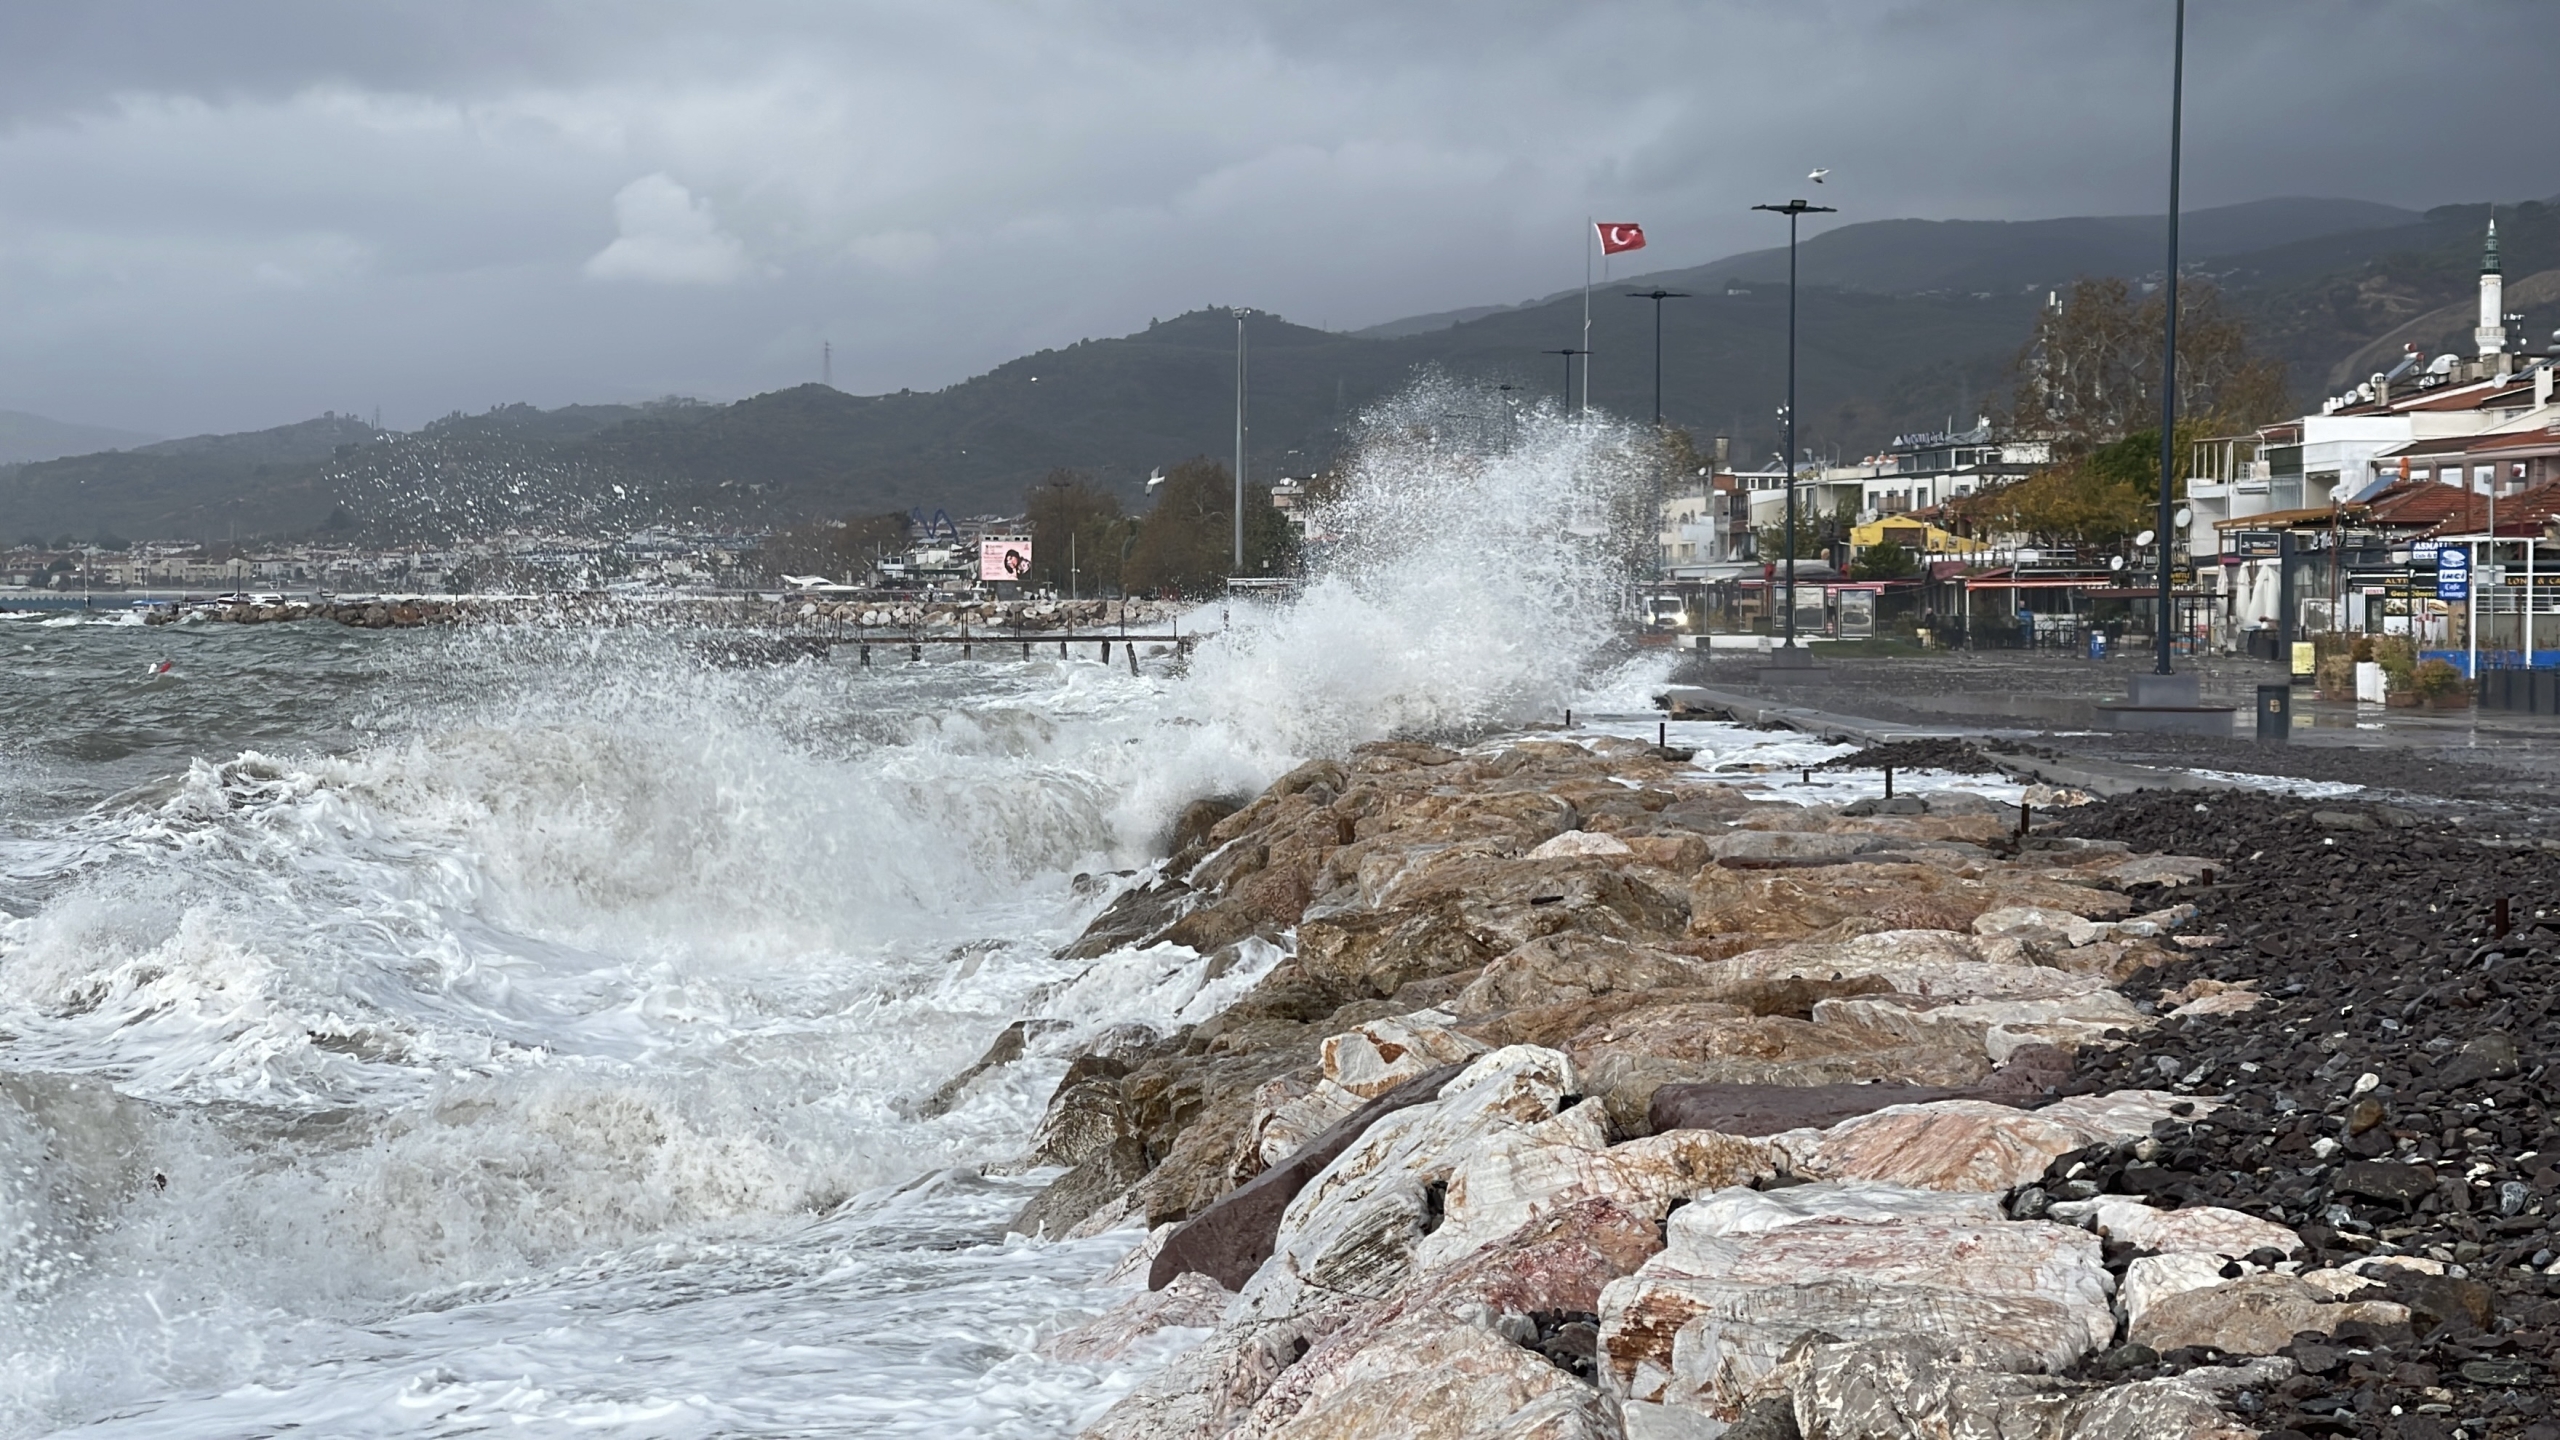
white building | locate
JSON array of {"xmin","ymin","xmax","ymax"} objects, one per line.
[{"xmin": 2185, "ymin": 218, "xmax": 2560, "ymax": 642}]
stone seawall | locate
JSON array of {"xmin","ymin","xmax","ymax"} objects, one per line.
[{"xmin": 961, "ymin": 733, "xmax": 2420, "ymax": 1438}]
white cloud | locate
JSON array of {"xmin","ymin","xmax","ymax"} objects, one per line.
[{"xmin": 584, "ymin": 172, "xmax": 751, "ymax": 284}]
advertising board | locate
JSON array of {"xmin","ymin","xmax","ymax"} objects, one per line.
[{"xmin": 979, "ymin": 537, "xmax": 1033, "ymax": 583}]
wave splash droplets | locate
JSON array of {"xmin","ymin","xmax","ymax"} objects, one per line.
[
  {"xmin": 1188, "ymin": 380, "xmax": 1659, "ymax": 756},
  {"xmin": 0, "ymin": 379, "xmax": 1674, "ymax": 1437}
]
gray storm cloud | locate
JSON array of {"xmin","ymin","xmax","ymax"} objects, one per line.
[{"xmin": 0, "ymin": 0, "xmax": 2549, "ymax": 436}]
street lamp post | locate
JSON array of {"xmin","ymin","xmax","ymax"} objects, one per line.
[
  {"xmin": 2152, "ymin": 0, "xmax": 2186, "ymax": 676},
  {"xmin": 1751, "ymin": 198, "xmax": 1836, "ymax": 650},
  {"xmin": 1542, "ymin": 348, "xmax": 1588, "ymax": 411},
  {"xmin": 1232, "ymin": 308, "xmax": 1249, "ymax": 575},
  {"xmin": 1623, "ymin": 289, "xmax": 1692, "ymax": 426}
]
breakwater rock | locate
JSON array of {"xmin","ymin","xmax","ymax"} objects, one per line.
[
  {"xmin": 138, "ymin": 594, "xmax": 1182, "ymax": 632},
  {"xmin": 946, "ymin": 733, "xmax": 2372, "ymax": 1436}
]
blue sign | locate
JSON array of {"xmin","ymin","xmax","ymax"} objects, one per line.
[{"xmin": 2437, "ymin": 547, "xmax": 2470, "ymax": 601}]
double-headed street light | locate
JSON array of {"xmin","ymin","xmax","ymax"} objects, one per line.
[
  {"xmin": 1622, "ymin": 289, "xmax": 1692, "ymax": 426},
  {"xmin": 1751, "ymin": 198, "xmax": 1835, "ymax": 649}
]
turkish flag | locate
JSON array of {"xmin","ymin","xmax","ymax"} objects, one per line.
[{"xmin": 1596, "ymin": 222, "xmax": 1647, "ymax": 255}]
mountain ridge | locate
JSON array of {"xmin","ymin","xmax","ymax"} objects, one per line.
[{"xmin": 5, "ymin": 195, "xmax": 2551, "ymax": 546}]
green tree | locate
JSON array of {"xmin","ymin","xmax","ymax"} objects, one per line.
[
  {"xmin": 1850, "ymin": 541, "xmax": 1919, "ymax": 581},
  {"xmin": 1122, "ymin": 457, "xmax": 1295, "ymax": 597},
  {"xmin": 1024, "ymin": 470, "xmax": 1131, "ymax": 596},
  {"xmin": 1971, "ymin": 275, "xmax": 2294, "ymax": 552},
  {"xmin": 2012, "ymin": 276, "xmax": 2291, "ymax": 459}
]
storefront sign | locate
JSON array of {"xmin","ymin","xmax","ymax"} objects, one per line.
[{"xmin": 2437, "ymin": 546, "xmax": 2471, "ymax": 601}]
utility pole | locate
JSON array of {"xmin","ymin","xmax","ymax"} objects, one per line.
[
  {"xmin": 2153, "ymin": 0, "xmax": 2186, "ymax": 675},
  {"xmin": 1233, "ymin": 309, "xmax": 1248, "ymax": 574},
  {"xmin": 1624, "ymin": 290, "xmax": 1692, "ymax": 426},
  {"xmin": 822, "ymin": 340, "xmax": 833, "ymax": 389},
  {"xmin": 1752, "ymin": 198, "xmax": 1836, "ymax": 650}
]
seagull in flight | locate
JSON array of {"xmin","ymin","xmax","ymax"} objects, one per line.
[
  {"xmin": 1146, "ymin": 469, "xmax": 1166, "ymax": 490},
  {"xmin": 1808, "ymin": 168, "xmax": 1830, "ymax": 184}
]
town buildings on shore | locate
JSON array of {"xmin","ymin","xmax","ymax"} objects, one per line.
[
  {"xmin": 1651, "ymin": 219, "xmax": 2560, "ymax": 667},
  {"xmin": 0, "ymin": 527, "xmax": 766, "ymax": 600},
  {"xmin": 2187, "ymin": 220, "xmax": 2558, "ymax": 667}
]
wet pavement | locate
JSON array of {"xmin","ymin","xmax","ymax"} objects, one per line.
[{"xmin": 1663, "ymin": 647, "xmax": 2560, "ymax": 824}]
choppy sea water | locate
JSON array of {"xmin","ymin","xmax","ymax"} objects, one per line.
[{"xmin": 0, "ymin": 394, "xmax": 2047, "ymax": 1437}]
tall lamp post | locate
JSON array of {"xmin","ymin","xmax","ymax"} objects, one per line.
[
  {"xmin": 1751, "ymin": 198, "xmax": 1835, "ymax": 650},
  {"xmin": 1232, "ymin": 308, "xmax": 1249, "ymax": 575},
  {"xmin": 1542, "ymin": 348, "xmax": 1588, "ymax": 410},
  {"xmin": 2151, "ymin": 0, "xmax": 2186, "ymax": 676},
  {"xmin": 1623, "ymin": 289, "xmax": 1692, "ymax": 426}
]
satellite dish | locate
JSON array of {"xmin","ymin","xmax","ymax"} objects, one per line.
[
  {"xmin": 2174, "ymin": 506, "xmax": 2193, "ymax": 530},
  {"xmin": 2110, "ymin": 555, "xmax": 2128, "ymax": 572},
  {"xmin": 2134, "ymin": 529, "xmax": 2156, "ymax": 548}
]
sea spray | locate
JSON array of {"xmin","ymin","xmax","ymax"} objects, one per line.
[
  {"xmin": 1185, "ymin": 379, "xmax": 1662, "ymax": 755},
  {"xmin": 0, "ymin": 378, "xmax": 1678, "ymax": 1436}
]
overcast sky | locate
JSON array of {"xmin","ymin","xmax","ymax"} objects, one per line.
[{"xmin": 1, "ymin": 0, "xmax": 2552, "ymax": 438}]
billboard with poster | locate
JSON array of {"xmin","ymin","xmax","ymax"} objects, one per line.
[{"xmin": 979, "ymin": 536, "xmax": 1033, "ymax": 583}]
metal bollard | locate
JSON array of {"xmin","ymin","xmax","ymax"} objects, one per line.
[
  {"xmin": 2255, "ymin": 684, "xmax": 2291, "ymax": 743},
  {"xmin": 1884, "ymin": 766, "xmax": 1894, "ymax": 799}
]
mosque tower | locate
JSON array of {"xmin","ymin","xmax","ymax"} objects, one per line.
[{"xmin": 2476, "ymin": 215, "xmax": 2507, "ymax": 360}]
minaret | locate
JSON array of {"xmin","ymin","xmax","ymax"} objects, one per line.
[{"xmin": 2476, "ymin": 215, "xmax": 2506, "ymax": 360}]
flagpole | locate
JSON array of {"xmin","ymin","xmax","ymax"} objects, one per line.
[{"xmin": 1582, "ymin": 219, "xmax": 1593, "ymax": 417}]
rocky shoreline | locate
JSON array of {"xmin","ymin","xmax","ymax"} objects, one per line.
[{"xmin": 917, "ymin": 725, "xmax": 2557, "ymax": 1439}]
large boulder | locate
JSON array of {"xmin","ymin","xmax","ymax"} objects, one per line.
[
  {"xmin": 1253, "ymin": 1322, "xmax": 1613, "ymax": 1439},
  {"xmin": 1247, "ymin": 1196, "xmax": 1663, "ymax": 1434},
  {"xmin": 2128, "ymin": 1272, "xmax": 2410, "ymax": 1356},
  {"xmin": 1413, "ymin": 1104, "xmax": 1777, "ymax": 1269},
  {"xmin": 1556, "ymin": 997, "xmax": 1993, "ymax": 1134},
  {"xmin": 1707, "ymin": 831, "xmax": 1895, "ymax": 867},
  {"xmin": 1708, "ymin": 931, "xmax": 2118, "ymax": 1003},
  {"xmin": 1781, "ymin": 1334, "xmax": 2282, "ymax": 1440},
  {"xmin": 1151, "ymin": 1064, "xmax": 1465, "ymax": 1292},
  {"xmin": 1320, "ymin": 1011, "xmax": 1488, "ymax": 1098},
  {"xmin": 1808, "ymin": 989, "xmax": 2150, "ymax": 1061},
  {"xmin": 1450, "ymin": 934, "xmax": 1726, "ymax": 1015},
  {"xmin": 1769, "ymin": 1091, "xmax": 2203, "ymax": 1193},
  {"xmin": 1300, "ymin": 858, "xmax": 1689, "ymax": 1000},
  {"xmin": 1232, "ymin": 1047, "xmax": 1578, "ymax": 1330},
  {"xmin": 1598, "ymin": 1184, "xmax": 2116, "ymax": 1418}
]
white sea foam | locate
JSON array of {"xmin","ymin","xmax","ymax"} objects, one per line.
[{"xmin": 0, "ymin": 382, "xmax": 1676, "ymax": 1436}]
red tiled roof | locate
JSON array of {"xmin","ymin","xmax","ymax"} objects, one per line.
[
  {"xmin": 2366, "ymin": 480, "xmax": 2481, "ymax": 527},
  {"xmin": 2415, "ymin": 477, "xmax": 2560, "ymax": 539}
]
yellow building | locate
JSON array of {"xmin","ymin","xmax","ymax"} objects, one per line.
[{"xmin": 1847, "ymin": 519, "xmax": 1987, "ymax": 556}]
